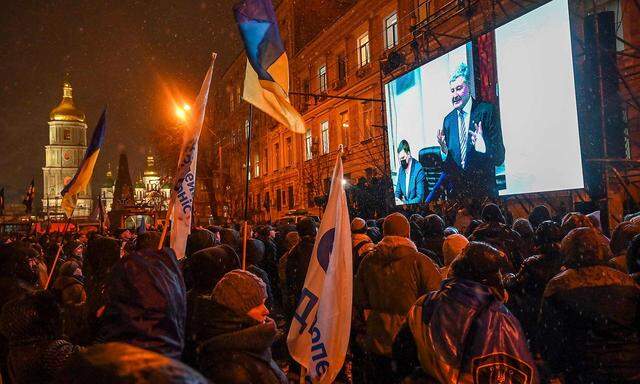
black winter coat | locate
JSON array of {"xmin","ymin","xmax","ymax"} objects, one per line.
[
  {"xmin": 195, "ymin": 302, "xmax": 287, "ymax": 384},
  {"xmin": 539, "ymin": 265, "xmax": 640, "ymax": 383},
  {"xmin": 282, "ymin": 235, "xmax": 315, "ymax": 317}
]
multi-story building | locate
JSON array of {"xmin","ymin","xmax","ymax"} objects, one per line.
[
  {"xmin": 212, "ymin": 0, "xmax": 401, "ymax": 222},
  {"xmin": 210, "ymin": 0, "xmax": 640, "ymax": 225}
]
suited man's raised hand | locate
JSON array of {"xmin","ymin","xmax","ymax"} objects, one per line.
[{"xmin": 470, "ymin": 121, "xmax": 486, "ymax": 153}]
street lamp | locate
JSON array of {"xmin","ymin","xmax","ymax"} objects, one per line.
[{"xmin": 175, "ymin": 103, "xmax": 191, "ymax": 122}]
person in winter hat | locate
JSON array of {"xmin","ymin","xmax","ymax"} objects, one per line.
[
  {"xmin": 528, "ymin": 205, "xmax": 551, "ymax": 231},
  {"xmin": 355, "ymin": 212, "xmax": 441, "ymax": 382},
  {"xmin": 440, "ymin": 233, "xmax": 469, "ymax": 277},
  {"xmin": 244, "ymin": 238, "xmax": 274, "ymax": 309},
  {"xmin": 609, "ymin": 221, "xmax": 640, "ymax": 272},
  {"xmin": 539, "ymin": 227, "xmax": 640, "ymax": 383},
  {"xmin": 393, "ymin": 242, "xmax": 538, "ymax": 384},
  {"xmin": 195, "ymin": 269, "xmax": 287, "ymax": 384},
  {"xmin": 470, "ymin": 203, "xmax": 524, "ymax": 271},
  {"xmin": 351, "ymin": 217, "xmax": 374, "ymax": 274},
  {"xmin": 422, "ymin": 214, "xmax": 446, "ymax": 266},
  {"xmin": 185, "ymin": 228, "xmax": 218, "ymax": 259}
]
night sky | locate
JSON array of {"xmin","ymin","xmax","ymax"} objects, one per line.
[{"xmin": 0, "ymin": 1, "xmax": 243, "ymax": 206}]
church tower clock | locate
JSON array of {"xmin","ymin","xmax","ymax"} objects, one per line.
[{"xmin": 42, "ymin": 81, "xmax": 92, "ymax": 217}]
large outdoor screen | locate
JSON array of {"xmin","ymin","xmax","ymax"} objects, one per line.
[{"xmin": 385, "ymin": 0, "xmax": 583, "ymax": 205}]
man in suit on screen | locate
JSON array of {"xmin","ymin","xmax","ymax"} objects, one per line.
[
  {"xmin": 394, "ymin": 140, "xmax": 426, "ymax": 205},
  {"xmin": 437, "ymin": 62, "xmax": 505, "ymax": 199}
]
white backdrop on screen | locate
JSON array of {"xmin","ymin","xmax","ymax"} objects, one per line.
[
  {"xmin": 386, "ymin": 43, "xmax": 472, "ymax": 179},
  {"xmin": 495, "ymin": 0, "xmax": 583, "ymax": 195}
]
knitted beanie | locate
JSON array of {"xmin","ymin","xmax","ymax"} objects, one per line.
[
  {"xmin": 442, "ymin": 234, "xmax": 469, "ymax": 266},
  {"xmin": 351, "ymin": 218, "xmax": 367, "ymax": 233},
  {"xmin": 212, "ymin": 269, "xmax": 267, "ymax": 315},
  {"xmin": 383, "ymin": 212, "xmax": 411, "ymax": 238}
]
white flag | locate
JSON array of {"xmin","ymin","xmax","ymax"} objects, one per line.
[
  {"xmin": 169, "ymin": 54, "xmax": 216, "ymax": 259},
  {"xmin": 287, "ymin": 153, "xmax": 352, "ymax": 383}
]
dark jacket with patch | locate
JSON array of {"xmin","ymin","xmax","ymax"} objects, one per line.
[
  {"xmin": 538, "ymin": 265, "xmax": 640, "ymax": 383},
  {"xmin": 195, "ymin": 302, "xmax": 287, "ymax": 384},
  {"xmin": 354, "ymin": 235, "xmax": 442, "ymax": 357},
  {"xmin": 397, "ymin": 278, "xmax": 537, "ymax": 384}
]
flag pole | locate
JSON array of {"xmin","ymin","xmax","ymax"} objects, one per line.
[
  {"xmin": 44, "ymin": 207, "xmax": 75, "ymax": 290},
  {"xmin": 157, "ymin": 195, "xmax": 175, "ymax": 250},
  {"xmin": 241, "ymin": 104, "xmax": 253, "ymax": 270}
]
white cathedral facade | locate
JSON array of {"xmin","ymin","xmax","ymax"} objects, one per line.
[{"xmin": 42, "ymin": 81, "xmax": 92, "ymax": 217}]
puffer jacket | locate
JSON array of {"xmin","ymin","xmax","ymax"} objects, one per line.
[
  {"xmin": 195, "ymin": 301, "xmax": 287, "ymax": 384},
  {"xmin": 538, "ymin": 265, "xmax": 640, "ymax": 383},
  {"xmin": 354, "ymin": 235, "xmax": 441, "ymax": 356},
  {"xmin": 397, "ymin": 278, "xmax": 538, "ymax": 384}
]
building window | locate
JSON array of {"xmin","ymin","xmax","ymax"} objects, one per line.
[
  {"xmin": 285, "ymin": 137, "xmax": 292, "ymax": 166},
  {"xmin": 256, "ymin": 193, "xmax": 261, "ymax": 210},
  {"xmin": 340, "ymin": 111, "xmax": 350, "ymax": 147},
  {"xmin": 254, "ymin": 153, "xmax": 260, "ymax": 177},
  {"xmin": 274, "ymin": 143, "xmax": 280, "ymax": 170},
  {"xmin": 318, "ymin": 65, "xmax": 327, "ymax": 93},
  {"xmin": 337, "ymin": 54, "xmax": 347, "ymax": 85},
  {"xmin": 358, "ymin": 32, "xmax": 370, "ymax": 67},
  {"xmin": 264, "ymin": 191, "xmax": 270, "ymax": 210},
  {"xmin": 276, "ymin": 188, "xmax": 282, "ymax": 211},
  {"xmin": 229, "ymin": 90, "xmax": 235, "ymax": 112},
  {"xmin": 305, "ymin": 129, "xmax": 313, "ymax": 160},
  {"xmin": 385, "ymin": 12, "xmax": 398, "ymax": 49},
  {"xmin": 321, "ymin": 121, "xmax": 330, "ymax": 154},
  {"xmin": 264, "ymin": 148, "xmax": 269, "ymax": 174},
  {"xmin": 288, "ymin": 185, "xmax": 294, "ymax": 209},
  {"xmin": 303, "ymin": 79, "xmax": 310, "ymax": 103},
  {"xmin": 363, "ymin": 101, "xmax": 373, "ymax": 139},
  {"xmin": 63, "ymin": 129, "xmax": 71, "ymax": 141}
]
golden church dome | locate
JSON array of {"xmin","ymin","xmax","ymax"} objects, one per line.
[{"xmin": 49, "ymin": 81, "xmax": 86, "ymax": 122}]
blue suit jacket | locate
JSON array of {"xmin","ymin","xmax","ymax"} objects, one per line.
[{"xmin": 395, "ymin": 158, "xmax": 426, "ymax": 204}]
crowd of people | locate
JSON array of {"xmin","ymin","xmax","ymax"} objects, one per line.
[{"xmin": 1, "ymin": 203, "xmax": 640, "ymax": 383}]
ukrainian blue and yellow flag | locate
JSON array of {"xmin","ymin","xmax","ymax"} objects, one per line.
[
  {"xmin": 61, "ymin": 109, "xmax": 107, "ymax": 217},
  {"xmin": 234, "ymin": 0, "xmax": 305, "ymax": 133}
]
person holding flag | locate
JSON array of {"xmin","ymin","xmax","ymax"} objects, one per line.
[
  {"xmin": 233, "ymin": 0, "xmax": 305, "ymax": 134},
  {"xmin": 61, "ymin": 110, "xmax": 107, "ymax": 218},
  {"xmin": 159, "ymin": 53, "xmax": 216, "ymax": 259},
  {"xmin": 23, "ymin": 178, "xmax": 35, "ymax": 214},
  {"xmin": 287, "ymin": 149, "xmax": 352, "ymax": 384}
]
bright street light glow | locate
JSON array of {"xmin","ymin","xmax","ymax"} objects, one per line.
[
  {"xmin": 183, "ymin": 103, "xmax": 191, "ymax": 111},
  {"xmin": 341, "ymin": 178, "xmax": 347, "ymax": 186},
  {"xmin": 175, "ymin": 106, "xmax": 187, "ymax": 121}
]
